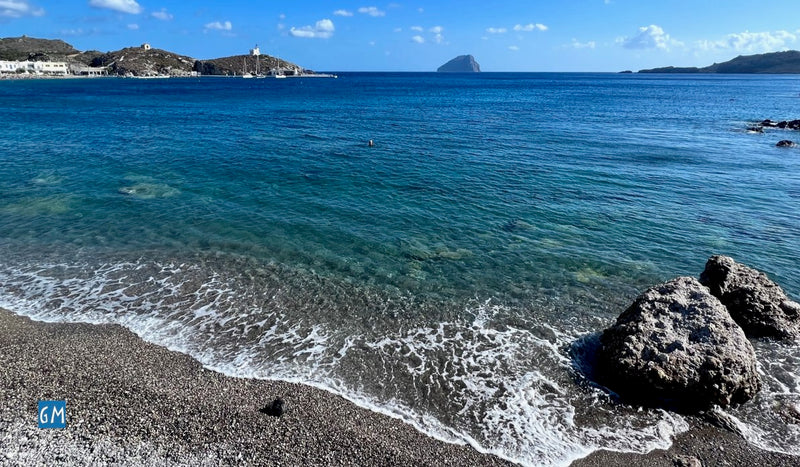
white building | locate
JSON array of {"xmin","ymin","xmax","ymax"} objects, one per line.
[{"xmin": 0, "ymin": 60, "xmax": 69, "ymax": 76}]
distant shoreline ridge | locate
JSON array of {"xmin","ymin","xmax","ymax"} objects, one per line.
[{"xmin": 637, "ymin": 50, "xmax": 800, "ymax": 74}]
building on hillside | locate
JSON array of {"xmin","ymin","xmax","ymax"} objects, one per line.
[
  {"xmin": 142, "ymin": 43, "xmax": 151, "ymax": 50},
  {"xmin": 0, "ymin": 60, "xmax": 69, "ymax": 76},
  {"xmin": 70, "ymin": 64, "xmax": 108, "ymax": 76}
]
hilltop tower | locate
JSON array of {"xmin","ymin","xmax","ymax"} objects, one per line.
[{"xmin": 250, "ymin": 44, "xmax": 261, "ymax": 75}]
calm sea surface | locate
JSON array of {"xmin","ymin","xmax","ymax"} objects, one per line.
[{"xmin": 1, "ymin": 73, "xmax": 798, "ymax": 465}]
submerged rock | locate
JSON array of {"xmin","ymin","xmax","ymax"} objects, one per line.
[
  {"xmin": 596, "ymin": 277, "xmax": 760, "ymax": 411},
  {"xmin": 776, "ymin": 140, "xmax": 797, "ymax": 147},
  {"xmin": 761, "ymin": 119, "xmax": 800, "ymax": 130},
  {"xmin": 700, "ymin": 255, "xmax": 800, "ymax": 339}
]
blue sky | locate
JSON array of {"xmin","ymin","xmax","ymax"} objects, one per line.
[{"xmin": 3, "ymin": 1, "xmax": 800, "ymax": 71}]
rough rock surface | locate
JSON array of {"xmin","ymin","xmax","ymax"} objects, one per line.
[
  {"xmin": 700, "ymin": 255, "xmax": 800, "ymax": 339},
  {"xmin": 597, "ymin": 277, "xmax": 761, "ymax": 410},
  {"xmin": 776, "ymin": 140, "xmax": 797, "ymax": 147}
]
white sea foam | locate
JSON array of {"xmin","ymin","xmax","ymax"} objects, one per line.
[{"xmin": 1, "ymin": 258, "xmax": 796, "ymax": 465}]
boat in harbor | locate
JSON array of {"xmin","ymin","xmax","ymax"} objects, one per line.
[{"xmin": 242, "ymin": 57, "xmax": 253, "ymax": 78}]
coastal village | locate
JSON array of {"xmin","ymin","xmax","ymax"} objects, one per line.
[{"xmin": 0, "ymin": 36, "xmax": 328, "ymax": 79}]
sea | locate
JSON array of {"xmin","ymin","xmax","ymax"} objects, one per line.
[{"xmin": 1, "ymin": 73, "xmax": 798, "ymax": 466}]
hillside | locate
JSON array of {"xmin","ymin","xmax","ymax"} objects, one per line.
[
  {"xmin": 0, "ymin": 35, "xmax": 307, "ymax": 77},
  {"xmin": 194, "ymin": 54, "xmax": 302, "ymax": 76},
  {"xmin": 0, "ymin": 36, "xmax": 78, "ymax": 61},
  {"xmin": 639, "ymin": 50, "xmax": 800, "ymax": 73},
  {"xmin": 90, "ymin": 46, "xmax": 196, "ymax": 77}
]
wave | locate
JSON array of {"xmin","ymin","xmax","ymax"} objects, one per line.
[{"xmin": 1, "ymin": 254, "xmax": 795, "ymax": 465}]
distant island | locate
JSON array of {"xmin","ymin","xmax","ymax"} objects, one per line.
[
  {"xmin": 638, "ymin": 50, "xmax": 800, "ymax": 74},
  {"xmin": 437, "ymin": 55, "xmax": 480, "ymax": 73},
  {"xmin": 0, "ymin": 35, "xmax": 313, "ymax": 78}
]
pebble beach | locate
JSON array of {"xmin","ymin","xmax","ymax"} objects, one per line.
[{"xmin": 1, "ymin": 307, "xmax": 797, "ymax": 466}]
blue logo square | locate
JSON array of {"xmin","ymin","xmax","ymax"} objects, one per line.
[{"xmin": 38, "ymin": 400, "xmax": 66, "ymax": 429}]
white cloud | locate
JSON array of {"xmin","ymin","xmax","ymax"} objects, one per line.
[
  {"xmin": 486, "ymin": 27, "xmax": 507, "ymax": 34},
  {"xmin": 572, "ymin": 39, "xmax": 596, "ymax": 49},
  {"xmin": 509, "ymin": 45, "xmax": 519, "ymax": 51},
  {"xmin": 0, "ymin": 0, "xmax": 44, "ymax": 17},
  {"xmin": 289, "ymin": 18, "xmax": 335, "ymax": 39},
  {"xmin": 411, "ymin": 35, "xmax": 424, "ymax": 44},
  {"xmin": 127, "ymin": 23, "xmax": 138, "ymax": 30},
  {"xmin": 151, "ymin": 8, "xmax": 172, "ymax": 21},
  {"xmin": 619, "ymin": 24, "xmax": 681, "ymax": 50},
  {"xmin": 393, "ymin": 27, "xmax": 402, "ymax": 32},
  {"xmin": 279, "ymin": 13, "xmax": 286, "ymax": 20},
  {"xmin": 429, "ymin": 25, "xmax": 443, "ymax": 34},
  {"xmin": 60, "ymin": 28, "xmax": 86, "ymax": 36},
  {"xmin": 205, "ymin": 20, "xmax": 232, "ymax": 32},
  {"xmin": 358, "ymin": 6, "xmax": 385, "ymax": 17},
  {"xmin": 333, "ymin": 9, "xmax": 353, "ymax": 17},
  {"xmin": 514, "ymin": 23, "xmax": 548, "ymax": 32},
  {"xmin": 410, "ymin": 25, "xmax": 423, "ymax": 32},
  {"xmin": 696, "ymin": 30, "xmax": 797, "ymax": 53},
  {"xmin": 417, "ymin": 7, "xmax": 423, "ymax": 13},
  {"xmin": 88, "ymin": 0, "xmax": 141, "ymax": 15}
]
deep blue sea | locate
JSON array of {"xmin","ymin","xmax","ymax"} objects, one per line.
[{"xmin": 1, "ymin": 73, "xmax": 798, "ymax": 465}]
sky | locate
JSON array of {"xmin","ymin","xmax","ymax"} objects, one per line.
[{"xmin": 3, "ymin": 1, "xmax": 800, "ymax": 71}]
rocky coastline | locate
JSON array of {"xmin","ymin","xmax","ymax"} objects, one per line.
[{"xmin": 0, "ymin": 35, "xmax": 308, "ymax": 78}]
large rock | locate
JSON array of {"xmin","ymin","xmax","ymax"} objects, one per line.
[
  {"xmin": 700, "ymin": 255, "xmax": 800, "ymax": 339},
  {"xmin": 597, "ymin": 277, "xmax": 760, "ymax": 410},
  {"xmin": 437, "ymin": 55, "xmax": 481, "ymax": 73}
]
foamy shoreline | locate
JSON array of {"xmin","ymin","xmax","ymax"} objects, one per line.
[{"xmin": 1, "ymin": 307, "xmax": 797, "ymax": 466}]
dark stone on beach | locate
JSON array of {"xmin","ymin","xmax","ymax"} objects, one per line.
[
  {"xmin": 260, "ymin": 397, "xmax": 285, "ymax": 417},
  {"xmin": 596, "ymin": 277, "xmax": 760, "ymax": 411},
  {"xmin": 702, "ymin": 408, "xmax": 745, "ymax": 436},
  {"xmin": 700, "ymin": 255, "xmax": 800, "ymax": 339},
  {"xmin": 673, "ymin": 454, "xmax": 702, "ymax": 467},
  {"xmin": 776, "ymin": 140, "xmax": 797, "ymax": 147}
]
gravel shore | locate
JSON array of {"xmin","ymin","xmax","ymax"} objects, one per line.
[{"xmin": 1, "ymin": 308, "xmax": 797, "ymax": 466}]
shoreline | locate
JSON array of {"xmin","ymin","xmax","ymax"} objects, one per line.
[{"xmin": 1, "ymin": 307, "xmax": 797, "ymax": 466}]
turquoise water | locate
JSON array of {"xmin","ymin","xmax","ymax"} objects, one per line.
[{"xmin": 1, "ymin": 74, "xmax": 798, "ymax": 465}]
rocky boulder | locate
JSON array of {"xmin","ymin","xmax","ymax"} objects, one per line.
[
  {"xmin": 761, "ymin": 119, "xmax": 800, "ymax": 130},
  {"xmin": 596, "ymin": 277, "xmax": 760, "ymax": 410},
  {"xmin": 700, "ymin": 255, "xmax": 800, "ymax": 339},
  {"xmin": 776, "ymin": 140, "xmax": 797, "ymax": 147}
]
